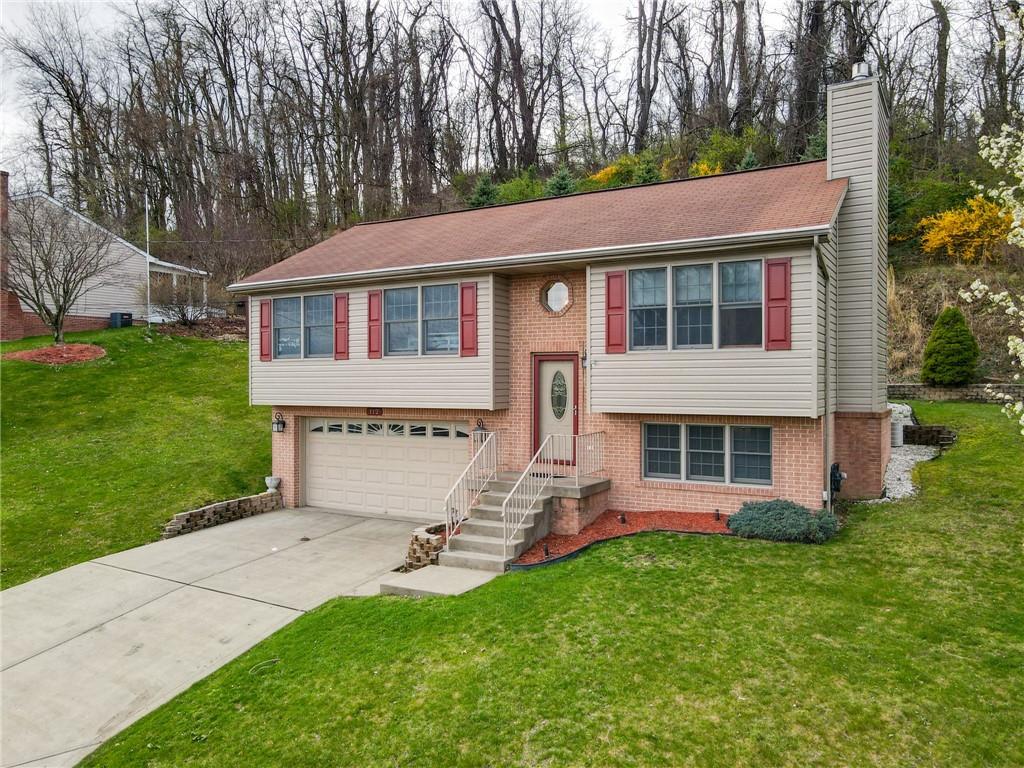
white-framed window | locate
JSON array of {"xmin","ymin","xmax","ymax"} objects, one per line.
[
  {"xmin": 629, "ymin": 268, "xmax": 668, "ymax": 349},
  {"xmin": 273, "ymin": 295, "xmax": 333, "ymax": 359},
  {"xmin": 673, "ymin": 264, "xmax": 713, "ymax": 347},
  {"xmin": 384, "ymin": 287, "xmax": 419, "ymax": 355},
  {"xmin": 719, "ymin": 260, "xmax": 763, "ymax": 347},
  {"xmin": 422, "ymin": 284, "xmax": 459, "ymax": 354},
  {"xmin": 641, "ymin": 423, "xmax": 772, "ymax": 486},
  {"xmin": 624, "ymin": 258, "xmax": 765, "ymax": 351}
]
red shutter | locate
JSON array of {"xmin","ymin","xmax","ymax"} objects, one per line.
[
  {"xmin": 459, "ymin": 282, "xmax": 478, "ymax": 357},
  {"xmin": 605, "ymin": 271, "xmax": 627, "ymax": 354},
  {"xmin": 367, "ymin": 290, "xmax": 382, "ymax": 359},
  {"xmin": 259, "ymin": 299, "xmax": 272, "ymax": 361},
  {"xmin": 333, "ymin": 292, "xmax": 349, "ymax": 360},
  {"xmin": 765, "ymin": 258, "xmax": 792, "ymax": 351}
]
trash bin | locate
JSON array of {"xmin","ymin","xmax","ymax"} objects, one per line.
[{"xmin": 109, "ymin": 312, "xmax": 133, "ymax": 328}]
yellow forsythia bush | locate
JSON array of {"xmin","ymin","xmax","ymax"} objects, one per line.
[
  {"xmin": 687, "ymin": 160, "xmax": 723, "ymax": 177},
  {"xmin": 919, "ymin": 195, "xmax": 1012, "ymax": 264}
]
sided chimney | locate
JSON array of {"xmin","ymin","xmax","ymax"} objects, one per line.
[
  {"xmin": 0, "ymin": 170, "xmax": 8, "ymax": 276},
  {"xmin": 826, "ymin": 61, "xmax": 889, "ymax": 415}
]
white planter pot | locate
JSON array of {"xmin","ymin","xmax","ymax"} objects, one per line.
[{"xmin": 265, "ymin": 476, "xmax": 281, "ymax": 491}]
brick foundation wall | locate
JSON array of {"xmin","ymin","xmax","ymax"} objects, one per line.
[
  {"xmin": 269, "ymin": 270, "xmax": 831, "ymax": 515},
  {"xmin": 551, "ymin": 489, "xmax": 611, "ymax": 535},
  {"xmin": 161, "ymin": 490, "xmax": 282, "ymax": 538},
  {"xmin": 888, "ymin": 382, "xmax": 1024, "ymax": 404},
  {"xmin": 0, "ymin": 297, "xmax": 111, "ymax": 342},
  {"xmin": 833, "ymin": 410, "xmax": 891, "ymax": 499}
]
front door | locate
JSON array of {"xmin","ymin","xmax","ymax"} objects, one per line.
[{"xmin": 534, "ymin": 354, "xmax": 578, "ymax": 463}]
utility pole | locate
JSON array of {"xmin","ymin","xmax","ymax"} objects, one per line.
[{"xmin": 145, "ymin": 191, "xmax": 151, "ymax": 328}]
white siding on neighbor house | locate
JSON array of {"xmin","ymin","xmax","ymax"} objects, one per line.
[
  {"xmin": 491, "ymin": 274, "xmax": 511, "ymax": 409},
  {"xmin": 588, "ymin": 246, "xmax": 819, "ymax": 417},
  {"xmin": 248, "ymin": 276, "xmax": 496, "ymax": 409},
  {"xmin": 17, "ymin": 228, "xmax": 150, "ymax": 318},
  {"xmin": 828, "ymin": 76, "xmax": 889, "ymax": 413}
]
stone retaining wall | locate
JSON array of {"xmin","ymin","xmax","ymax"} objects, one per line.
[
  {"xmin": 161, "ymin": 490, "xmax": 281, "ymax": 538},
  {"xmin": 888, "ymin": 382, "xmax": 1024, "ymax": 404},
  {"xmin": 903, "ymin": 424, "xmax": 958, "ymax": 447}
]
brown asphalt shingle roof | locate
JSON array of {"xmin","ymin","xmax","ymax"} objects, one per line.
[{"xmin": 236, "ymin": 160, "xmax": 847, "ymax": 287}]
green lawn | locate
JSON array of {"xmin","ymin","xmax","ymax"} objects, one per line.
[
  {"xmin": 83, "ymin": 401, "xmax": 1023, "ymax": 767},
  {"xmin": 1, "ymin": 327, "xmax": 269, "ymax": 588}
]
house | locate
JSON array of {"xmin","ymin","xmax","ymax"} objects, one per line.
[
  {"xmin": 0, "ymin": 173, "xmax": 208, "ymax": 341},
  {"xmin": 230, "ymin": 67, "xmax": 890, "ymax": 570}
]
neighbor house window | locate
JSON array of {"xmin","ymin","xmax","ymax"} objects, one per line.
[
  {"xmin": 719, "ymin": 260, "xmax": 762, "ymax": 346},
  {"xmin": 384, "ymin": 287, "xmax": 419, "ymax": 355},
  {"xmin": 303, "ymin": 294, "xmax": 333, "ymax": 358},
  {"xmin": 643, "ymin": 424, "xmax": 681, "ymax": 479},
  {"xmin": 731, "ymin": 426, "xmax": 772, "ymax": 484},
  {"xmin": 273, "ymin": 297, "xmax": 301, "ymax": 358},
  {"xmin": 673, "ymin": 264, "xmax": 712, "ymax": 347},
  {"xmin": 629, "ymin": 268, "xmax": 667, "ymax": 349},
  {"xmin": 686, "ymin": 425, "xmax": 725, "ymax": 482},
  {"xmin": 422, "ymin": 284, "xmax": 459, "ymax": 354}
]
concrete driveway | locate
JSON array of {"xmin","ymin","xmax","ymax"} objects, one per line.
[{"xmin": 0, "ymin": 508, "xmax": 412, "ymax": 767}]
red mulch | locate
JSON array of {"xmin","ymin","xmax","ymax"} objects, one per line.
[
  {"xmin": 515, "ymin": 509, "xmax": 732, "ymax": 565},
  {"xmin": 4, "ymin": 343, "xmax": 106, "ymax": 365}
]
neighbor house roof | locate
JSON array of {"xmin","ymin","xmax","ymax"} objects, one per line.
[
  {"xmin": 233, "ymin": 160, "xmax": 848, "ymax": 290},
  {"xmin": 11, "ymin": 192, "xmax": 208, "ymax": 277}
]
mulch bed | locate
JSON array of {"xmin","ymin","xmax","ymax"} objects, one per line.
[
  {"xmin": 515, "ymin": 509, "xmax": 732, "ymax": 566},
  {"xmin": 4, "ymin": 343, "xmax": 106, "ymax": 365},
  {"xmin": 155, "ymin": 316, "xmax": 247, "ymax": 341}
]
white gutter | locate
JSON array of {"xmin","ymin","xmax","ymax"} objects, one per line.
[{"xmin": 228, "ymin": 223, "xmax": 832, "ymax": 293}]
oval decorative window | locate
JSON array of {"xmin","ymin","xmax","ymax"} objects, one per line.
[{"xmin": 551, "ymin": 371, "xmax": 567, "ymax": 420}]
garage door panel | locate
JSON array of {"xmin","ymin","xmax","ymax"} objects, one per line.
[{"xmin": 305, "ymin": 420, "xmax": 467, "ymax": 518}]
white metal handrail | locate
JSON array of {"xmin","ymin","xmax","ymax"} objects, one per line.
[
  {"xmin": 574, "ymin": 431, "xmax": 605, "ymax": 482},
  {"xmin": 443, "ymin": 431, "xmax": 499, "ymax": 548}
]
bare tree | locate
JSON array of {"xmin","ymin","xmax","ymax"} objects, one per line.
[{"xmin": 2, "ymin": 196, "xmax": 122, "ymax": 344}]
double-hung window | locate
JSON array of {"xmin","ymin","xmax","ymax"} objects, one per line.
[
  {"xmin": 731, "ymin": 426, "xmax": 772, "ymax": 484},
  {"xmin": 272, "ymin": 298, "xmax": 301, "ymax": 358},
  {"xmin": 422, "ymin": 284, "xmax": 459, "ymax": 354},
  {"xmin": 629, "ymin": 268, "xmax": 667, "ymax": 349},
  {"xmin": 719, "ymin": 260, "xmax": 762, "ymax": 346},
  {"xmin": 303, "ymin": 294, "xmax": 333, "ymax": 357},
  {"xmin": 384, "ymin": 287, "xmax": 419, "ymax": 355},
  {"xmin": 641, "ymin": 423, "xmax": 772, "ymax": 485},
  {"xmin": 673, "ymin": 264, "xmax": 713, "ymax": 347}
]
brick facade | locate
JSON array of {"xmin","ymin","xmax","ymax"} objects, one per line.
[
  {"xmin": 270, "ymin": 270, "xmax": 837, "ymax": 517},
  {"xmin": 832, "ymin": 410, "xmax": 891, "ymax": 499},
  {"xmin": 0, "ymin": 300, "xmax": 111, "ymax": 342}
]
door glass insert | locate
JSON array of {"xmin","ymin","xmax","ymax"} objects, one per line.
[{"xmin": 551, "ymin": 371, "xmax": 567, "ymax": 420}]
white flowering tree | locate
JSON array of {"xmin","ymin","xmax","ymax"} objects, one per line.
[{"xmin": 962, "ymin": 121, "xmax": 1024, "ymax": 435}]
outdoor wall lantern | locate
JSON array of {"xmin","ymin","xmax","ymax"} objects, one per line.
[{"xmin": 272, "ymin": 412, "xmax": 286, "ymax": 433}]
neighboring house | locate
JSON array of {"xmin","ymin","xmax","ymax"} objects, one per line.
[
  {"xmin": 231, "ymin": 67, "xmax": 890, "ymax": 568},
  {"xmin": 0, "ymin": 175, "xmax": 207, "ymax": 341}
]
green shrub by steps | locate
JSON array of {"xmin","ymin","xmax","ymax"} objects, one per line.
[
  {"xmin": 727, "ymin": 499, "xmax": 838, "ymax": 544},
  {"xmin": 921, "ymin": 306, "xmax": 980, "ymax": 386}
]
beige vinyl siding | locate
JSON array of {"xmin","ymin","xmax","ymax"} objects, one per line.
[
  {"xmin": 828, "ymin": 77, "xmax": 888, "ymax": 412},
  {"xmin": 588, "ymin": 247, "xmax": 818, "ymax": 417},
  {"xmin": 249, "ymin": 277, "xmax": 495, "ymax": 408},
  {"xmin": 491, "ymin": 274, "xmax": 511, "ymax": 409},
  {"xmin": 816, "ymin": 217, "xmax": 839, "ymax": 415}
]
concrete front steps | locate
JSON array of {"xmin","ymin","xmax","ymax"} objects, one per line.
[{"xmin": 437, "ymin": 473, "xmax": 554, "ymax": 573}]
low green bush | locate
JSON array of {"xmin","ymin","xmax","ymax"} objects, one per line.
[
  {"xmin": 727, "ymin": 499, "xmax": 838, "ymax": 544},
  {"xmin": 921, "ymin": 306, "xmax": 979, "ymax": 385}
]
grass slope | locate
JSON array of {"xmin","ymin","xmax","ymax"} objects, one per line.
[
  {"xmin": 1, "ymin": 327, "xmax": 269, "ymax": 588},
  {"xmin": 85, "ymin": 402, "xmax": 1023, "ymax": 767}
]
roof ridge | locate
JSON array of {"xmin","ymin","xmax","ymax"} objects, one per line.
[{"xmin": 355, "ymin": 159, "xmax": 828, "ymax": 227}]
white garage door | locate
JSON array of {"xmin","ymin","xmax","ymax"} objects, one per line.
[{"xmin": 304, "ymin": 418, "xmax": 472, "ymax": 518}]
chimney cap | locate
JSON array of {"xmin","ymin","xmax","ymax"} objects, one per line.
[{"xmin": 852, "ymin": 61, "xmax": 872, "ymax": 79}]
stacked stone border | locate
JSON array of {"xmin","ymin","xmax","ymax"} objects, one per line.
[
  {"xmin": 888, "ymin": 382, "xmax": 1024, "ymax": 404},
  {"xmin": 406, "ymin": 524, "xmax": 447, "ymax": 570},
  {"xmin": 162, "ymin": 490, "xmax": 281, "ymax": 538},
  {"xmin": 903, "ymin": 424, "xmax": 957, "ymax": 447}
]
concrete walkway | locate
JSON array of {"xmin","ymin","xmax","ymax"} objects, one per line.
[{"xmin": 0, "ymin": 508, "xmax": 412, "ymax": 768}]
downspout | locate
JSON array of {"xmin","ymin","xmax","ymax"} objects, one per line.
[{"xmin": 814, "ymin": 235, "xmax": 832, "ymax": 511}]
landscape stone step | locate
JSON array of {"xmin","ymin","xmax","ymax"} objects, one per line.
[{"xmin": 437, "ymin": 549, "xmax": 507, "ymax": 573}]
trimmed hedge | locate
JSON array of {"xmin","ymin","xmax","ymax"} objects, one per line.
[{"xmin": 727, "ymin": 499, "xmax": 838, "ymax": 544}]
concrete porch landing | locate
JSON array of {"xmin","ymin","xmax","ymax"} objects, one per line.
[{"xmin": 378, "ymin": 566, "xmax": 497, "ymax": 597}]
